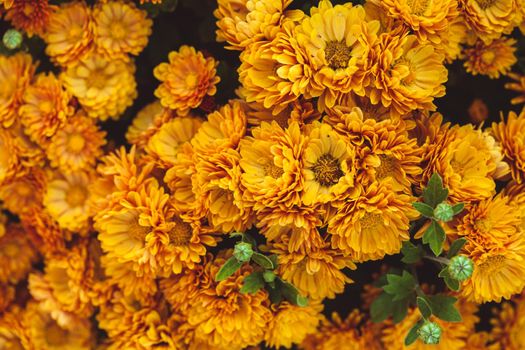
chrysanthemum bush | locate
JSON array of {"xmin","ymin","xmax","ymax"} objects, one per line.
[{"xmin": 1, "ymin": 0, "xmax": 525, "ymax": 349}]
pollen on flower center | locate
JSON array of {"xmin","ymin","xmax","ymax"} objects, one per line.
[
  {"xmin": 407, "ymin": 0, "xmax": 430, "ymax": 15},
  {"xmin": 376, "ymin": 154, "xmax": 397, "ymax": 179},
  {"xmin": 360, "ymin": 212, "xmax": 382, "ymax": 231},
  {"xmin": 263, "ymin": 162, "xmax": 284, "ymax": 179},
  {"xmin": 65, "ymin": 186, "xmax": 87, "ymax": 207},
  {"xmin": 481, "ymin": 51, "xmax": 496, "ymax": 64},
  {"xmin": 129, "ymin": 220, "xmax": 150, "ymax": 241},
  {"xmin": 325, "ymin": 41, "xmax": 352, "ymax": 69},
  {"xmin": 45, "ymin": 320, "xmax": 68, "ymax": 346},
  {"xmin": 478, "ymin": 255, "xmax": 506, "ymax": 274},
  {"xmin": 87, "ymin": 69, "xmax": 108, "ymax": 90},
  {"xmin": 67, "ymin": 133, "xmax": 86, "ymax": 153},
  {"xmin": 3, "ymin": 242, "xmax": 20, "ymax": 257},
  {"xmin": 168, "ymin": 218, "xmax": 192, "ymax": 246},
  {"xmin": 475, "ymin": 218, "xmax": 493, "ymax": 233},
  {"xmin": 313, "ymin": 154, "xmax": 344, "ymax": 186},
  {"xmin": 475, "ymin": 0, "xmax": 497, "ymax": 9}
]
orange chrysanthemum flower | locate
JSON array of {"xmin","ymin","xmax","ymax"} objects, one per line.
[
  {"xmin": 4, "ymin": 0, "xmax": 55, "ymax": 37},
  {"xmin": 0, "ymin": 128, "xmax": 21, "ymax": 187},
  {"xmin": 328, "ymin": 181, "xmax": 417, "ymax": 262},
  {"xmin": 490, "ymin": 297, "xmax": 525, "ymax": 350},
  {"xmin": 505, "ymin": 72, "xmax": 525, "ymax": 105},
  {"xmin": 492, "ymin": 110, "xmax": 525, "ymax": 183},
  {"xmin": 43, "ymin": 1, "xmax": 94, "ymax": 66},
  {"xmin": 0, "ymin": 0, "xmax": 14, "ymax": 9},
  {"xmin": 45, "ymin": 112, "xmax": 107, "ymax": 174},
  {"xmin": 0, "ymin": 223, "xmax": 39, "ymax": 284},
  {"xmin": 0, "ymin": 167, "xmax": 46, "ymax": 216},
  {"xmin": 458, "ymin": 195, "xmax": 525, "ymax": 302},
  {"xmin": 0, "ymin": 53, "xmax": 36, "ymax": 128},
  {"xmin": 154, "ymin": 46, "xmax": 220, "ymax": 115},
  {"xmin": 19, "ymin": 73, "xmax": 74, "ymax": 146},
  {"xmin": 60, "ymin": 52, "xmax": 137, "ymax": 121},
  {"xmin": 126, "ymin": 101, "xmax": 174, "ymax": 148},
  {"xmin": 464, "ymin": 37, "xmax": 517, "ymax": 79},
  {"xmin": 93, "ymin": 0, "xmax": 152, "ymax": 60}
]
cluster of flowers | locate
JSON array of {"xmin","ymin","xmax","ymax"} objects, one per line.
[{"xmin": 0, "ymin": 0, "xmax": 525, "ymax": 349}]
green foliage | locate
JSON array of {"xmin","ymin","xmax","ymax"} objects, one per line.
[
  {"xmin": 251, "ymin": 252, "xmax": 275, "ymax": 270},
  {"xmin": 423, "ymin": 173, "xmax": 449, "ymax": 208},
  {"xmin": 401, "ymin": 241, "xmax": 424, "ymax": 264},
  {"xmin": 215, "ymin": 256, "xmax": 243, "ymax": 282},
  {"xmin": 426, "ymin": 295, "xmax": 462, "ymax": 322},
  {"xmin": 412, "ymin": 202, "xmax": 435, "ymax": 218},
  {"xmin": 447, "ymin": 238, "xmax": 467, "ymax": 258},
  {"xmin": 422, "ymin": 220, "xmax": 446, "ymax": 256},
  {"xmin": 240, "ymin": 271, "xmax": 265, "ymax": 294},
  {"xmin": 371, "ymin": 291, "xmax": 409, "ymax": 324},
  {"xmin": 383, "ymin": 271, "xmax": 417, "ymax": 301},
  {"xmin": 438, "ymin": 267, "xmax": 461, "ymax": 291},
  {"xmin": 416, "ymin": 297, "xmax": 432, "ymax": 319},
  {"xmin": 405, "ymin": 320, "xmax": 424, "ymax": 346}
]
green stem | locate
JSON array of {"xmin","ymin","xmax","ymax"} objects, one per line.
[
  {"xmin": 424, "ymin": 255, "xmax": 450, "ymax": 265},
  {"xmin": 410, "ymin": 265, "xmax": 425, "ymax": 297}
]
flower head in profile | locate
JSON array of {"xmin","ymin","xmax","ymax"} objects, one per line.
[
  {"xmin": 463, "ymin": 37, "xmax": 517, "ymax": 79},
  {"xmin": 492, "ymin": 110, "xmax": 525, "ymax": 183},
  {"xmin": 490, "ymin": 296, "xmax": 525, "ymax": 350},
  {"xmin": 0, "ymin": 167, "xmax": 46, "ymax": 216},
  {"xmin": 505, "ymin": 72, "xmax": 525, "ymax": 105},
  {"xmin": 5, "ymin": 0, "xmax": 55, "ymax": 37},
  {"xmin": 154, "ymin": 46, "xmax": 220, "ymax": 115}
]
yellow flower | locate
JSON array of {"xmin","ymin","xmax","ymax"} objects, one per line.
[
  {"xmin": 214, "ymin": 0, "xmax": 294, "ymax": 50},
  {"xmin": 265, "ymin": 301, "xmax": 323, "ymax": 348},
  {"xmin": 0, "ymin": 223, "xmax": 39, "ymax": 284},
  {"xmin": 492, "ymin": 110, "xmax": 525, "ymax": 183},
  {"xmin": 19, "ymin": 73, "xmax": 74, "ymax": 146},
  {"xmin": 146, "ymin": 116, "xmax": 202, "ymax": 167},
  {"xmin": 93, "ymin": 1, "xmax": 153, "ymax": 60},
  {"xmin": 302, "ymin": 122, "xmax": 357, "ymax": 206},
  {"xmin": 0, "ymin": 128, "xmax": 20, "ymax": 187},
  {"xmin": 44, "ymin": 171, "xmax": 92, "ymax": 233},
  {"xmin": 0, "ymin": 53, "xmax": 36, "ymax": 128},
  {"xmin": 244, "ymin": 99, "xmax": 321, "ymax": 128},
  {"xmin": 126, "ymin": 101, "xmax": 173, "ymax": 148},
  {"xmin": 5, "ymin": 0, "xmax": 55, "ymax": 37},
  {"xmin": 438, "ymin": 16, "xmax": 469, "ymax": 63},
  {"xmin": 329, "ymin": 181, "xmax": 417, "ymax": 262},
  {"xmin": 45, "ymin": 112, "xmax": 107, "ymax": 174},
  {"xmin": 270, "ymin": 237, "xmax": 355, "ymax": 299},
  {"xmin": 490, "ymin": 297, "xmax": 525, "ymax": 350},
  {"xmin": 505, "ymin": 72, "xmax": 525, "ymax": 105},
  {"xmin": 464, "ymin": 37, "xmax": 517, "ymax": 79},
  {"xmin": 154, "ymin": 46, "xmax": 220, "ymax": 115},
  {"xmin": 60, "ymin": 52, "xmax": 137, "ymax": 121},
  {"xmin": 0, "ymin": 306, "xmax": 33, "ymax": 350},
  {"xmin": 0, "ymin": 167, "xmax": 46, "ymax": 216},
  {"xmin": 459, "ymin": 0, "xmax": 517, "ymax": 44},
  {"xmin": 458, "ymin": 195, "xmax": 525, "ymax": 302},
  {"xmin": 365, "ymin": 33, "xmax": 447, "ymax": 115},
  {"xmin": 0, "ymin": 0, "xmax": 13, "ymax": 9},
  {"xmin": 43, "ymin": 1, "xmax": 94, "ymax": 66},
  {"xmin": 295, "ymin": 1, "xmax": 380, "ymax": 109}
]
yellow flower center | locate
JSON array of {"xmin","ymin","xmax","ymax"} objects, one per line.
[
  {"xmin": 406, "ymin": 0, "xmax": 430, "ymax": 15},
  {"xmin": 39, "ymin": 100, "xmax": 53, "ymax": 114},
  {"xmin": 129, "ymin": 220, "xmax": 150, "ymax": 241},
  {"xmin": 65, "ymin": 185, "xmax": 87, "ymax": 207},
  {"xmin": 87, "ymin": 69, "xmax": 108, "ymax": 90},
  {"xmin": 475, "ymin": 0, "xmax": 496, "ymax": 9},
  {"xmin": 360, "ymin": 212, "xmax": 382, "ymax": 231},
  {"xmin": 313, "ymin": 154, "xmax": 344, "ymax": 187},
  {"xmin": 168, "ymin": 218, "xmax": 192, "ymax": 246},
  {"xmin": 263, "ymin": 161, "xmax": 284, "ymax": 179},
  {"xmin": 68, "ymin": 24, "xmax": 82, "ymax": 39},
  {"xmin": 185, "ymin": 73, "xmax": 199, "ymax": 88},
  {"xmin": 375, "ymin": 154, "xmax": 397, "ymax": 180},
  {"xmin": 67, "ymin": 133, "xmax": 86, "ymax": 153},
  {"xmin": 15, "ymin": 183, "xmax": 32, "ymax": 197},
  {"xmin": 110, "ymin": 22, "xmax": 126, "ymax": 40},
  {"xmin": 22, "ymin": 4, "xmax": 34, "ymax": 16},
  {"xmin": 477, "ymin": 255, "xmax": 506, "ymax": 274},
  {"xmin": 44, "ymin": 320, "xmax": 68, "ymax": 347},
  {"xmin": 2, "ymin": 242, "xmax": 19, "ymax": 258},
  {"xmin": 475, "ymin": 218, "xmax": 493, "ymax": 234},
  {"xmin": 325, "ymin": 41, "xmax": 352, "ymax": 69},
  {"xmin": 481, "ymin": 51, "xmax": 496, "ymax": 65}
]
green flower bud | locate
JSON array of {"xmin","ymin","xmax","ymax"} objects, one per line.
[
  {"xmin": 3, "ymin": 29, "xmax": 22, "ymax": 50},
  {"xmin": 418, "ymin": 321, "xmax": 441, "ymax": 345},
  {"xmin": 434, "ymin": 203, "xmax": 454, "ymax": 222},
  {"xmin": 448, "ymin": 255, "xmax": 474, "ymax": 281},
  {"xmin": 263, "ymin": 270, "xmax": 276, "ymax": 283},
  {"xmin": 233, "ymin": 242, "xmax": 253, "ymax": 262}
]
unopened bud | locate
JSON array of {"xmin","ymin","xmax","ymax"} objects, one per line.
[
  {"xmin": 233, "ymin": 242, "xmax": 253, "ymax": 262},
  {"xmin": 434, "ymin": 203, "xmax": 454, "ymax": 222},
  {"xmin": 418, "ymin": 321, "xmax": 441, "ymax": 344},
  {"xmin": 448, "ymin": 255, "xmax": 474, "ymax": 281}
]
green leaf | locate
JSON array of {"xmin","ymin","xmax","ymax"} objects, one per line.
[
  {"xmin": 392, "ymin": 298, "xmax": 410, "ymax": 324},
  {"xmin": 371, "ymin": 292, "xmax": 394, "ymax": 323},
  {"xmin": 251, "ymin": 252, "xmax": 275, "ymax": 270},
  {"xmin": 422, "ymin": 220, "xmax": 446, "ymax": 256},
  {"xmin": 451, "ymin": 203, "xmax": 465, "ymax": 216},
  {"xmin": 240, "ymin": 271, "xmax": 265, "ymax": 294},
  {"xmin": 383, "ymin": 271, "xmax": 416, "ymax": 301},
  {"xmin": 423, "ymin": 173, "xmax": 449, "ymax": 208},
  {"xmin": 405, "ymin": 319, "xmax": 424, "ymax": 346},
  {"xmin": 280, "ymin": 279, "xmax": 307, "ymax": 307},
  {"xmin": 427, "ymin": 295, "xmax": 462, "ymax": 322},
  {"xmin": 446, "ymin": 238, "xmax": 467, "ymax": 259},
  {"xmin": 215, "ymin": 257, "xmax": 243, "ymax": 282},
  {"xmin": 268, "ymin": 284, "xmax": 283, "ymax": 304},
  {"xmin": 412, "ymin": 202, "xmax": 435, "ymax": 218},
  {"xmin": 438, "ymin": 268, "xmax": 461, "ymax": 291},
  {"xmin": 268, "ymin": 254, "xmax": 279, "ymax": 269},
  {"xmin": 417, "ymin": 297, "xmax": 432, "ymax": 319},
  {"xmin": 241, "ymin": 233, "xmax": 258, "ymax": 247},
  {"xmin": 401, "ymin": 241, "xmax": 424, "ymax": 264}
]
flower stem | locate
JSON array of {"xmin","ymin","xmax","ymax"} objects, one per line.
[{"xmin": 424, "ymin": 255, "xmax": 450, "ymax": 265}]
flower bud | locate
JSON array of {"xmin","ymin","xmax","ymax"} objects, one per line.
[
  {"xmin": 233, "ymin": 242, "xmax": 253, "ymax": 262},
  {"xmin": 434, "ymin": 203, "xmax": 454, "ymax": 222},
  {"xmin": 3, "ymin": 29, "xmax": 22, "ymax": 50},
  {"xmin": 263, "ymin": 270, "xmax": 276, "ymax": 283},
  {"xmin": 418, "ymin": 321, "xmax": 441, "ymax": 344},
  {"xmin": 448, "ymin": 255, "xmax": 474, "ymax": 281}
]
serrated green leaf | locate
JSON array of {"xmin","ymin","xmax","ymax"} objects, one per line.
[
  {"xmin": 439, "ymin": 267, "xmax": 461, "ymax": 291},
  {"xmin": 423, "ymin": 220, "xmax": 446, "ymax": 256},
  {"xmin": 240, "ymin": 271, "xmax": 265, "ymax": 294},
  {"xmin": 412, "ymin": 202, "xmax": 435, "ymax": 218},
  {"xmin": 451, "ymin": 203, "xmax": 465, "ymax": 216},
  {"xmin": 383, "ymin": 271, "xmax": 417, "ymax": 301},
  {"xmin": 447, "ymin": 238, "xmax": 467, "ymax": 259},
  {"xmin": 405, "ymin": 319, "xmax": 425, "ymax": 346},
  {"xmin": 251, "ymin": 252, "xmax": 275, "ymax": 270},
  {"xmin": 427, "ymin": 295, "xmax": 462, "ymax": 322},
  {"xmin": 215, "ymin": 256, "xmax": 243, "ymax": 282},
  {"xmin": 371, "ymin": 292, "xmax": 394, "ymax": 323},
  {"xmin": 401, "ymin": 241, "xmax": 424, "ymax": 264},
  {"xmin": 423, "ymin": 173, "xmax": 449, "ymax": 208},
  {"xmin": 417, "ymin": 297, "xmax": 432, "ymax": 319}
]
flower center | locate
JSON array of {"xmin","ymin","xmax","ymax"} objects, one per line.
[
  {"xmin": 406, "ymin": 0, "xmax": 430, "ymax": 15},
  {"xmin": 2, "ymin": 242, "xmax": 19, "ymax": 258},
  {"xmin": 129, "ymin": 219, "xmax": 150, "ymax": 241},
  {"xmin": 481, "ymin": 51, "xmax": 496, "ymax": 65},
  {"xmin": 263, "ymin": 161, "xmax": 284, "ymax": 179},
  {"xmin": 67, "ymin": 133, "xmax": 86, "ymax": 153},
  {"xmin": 313, "ymin": 154, "xmax": 344, "ymax": 187},
  {"xmin": 110, "ymin": 22, "xmax": 126, "ymax": 40},
  {"xmin": 477, "ymin": 255, "xmax": 506, "ymax": 274},
  {"xmin": 22, "ymin": 4, "xmax": 34, "ymax": 16},
  {"xmin": 375, "ymin": 154, "xmax": 397, "ymax": 180},
  {"xmin": 360, "ymin": 212, "xmax": 382, "ymax": 231},
  {"xmin": 65, "ymin": 185, "xmax": 88, "ymax": 207},
  {"xmin": 325, "ymin": 41, "xmax": 352, "ymax": 69},
  {"xmin": 475, "ymin": 218, "xmax": 493, "ymax": 234},
  {"xmin": 168, "ymin": 218, "xmax": 192, "ymax": 246},
  {"xmin": 68, "ymin": 24, "xmax": 82, "ymax": 39},
  {"xmin": 185, "ymin": 73, "xmax": 199, "ymax": 88},
  {"xmin": 87, "ymin": 69, "xmax": 108, "ymax": 90},
  {"xmin": 475, "ymin": 0, "xmax": 496, "ymax": 9},
  {"xmin": 45, "ymin": 320, "xmax": 68, "ymax": 347},
  {"xmin": 15, "ymin": 182, "xmax": 32, "ymax": 197},
  {"xmin": 39, "ymin": 100, "xmax": 53, "ymax": 114}
]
